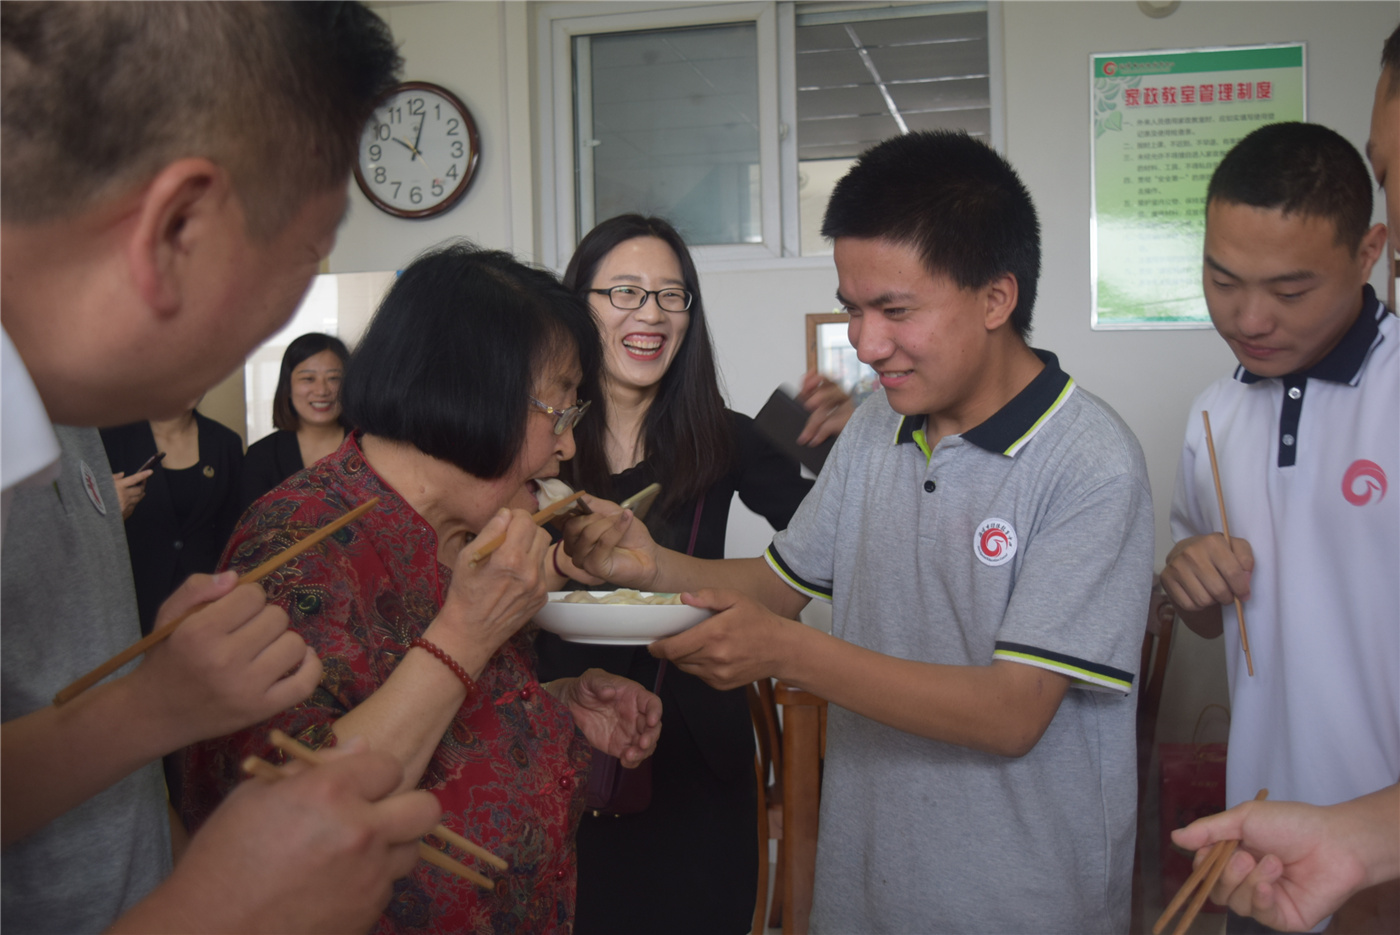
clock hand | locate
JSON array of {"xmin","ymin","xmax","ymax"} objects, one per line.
[
  {"xmin": 391, "ymin": 136, "xmax": 428, "ymax": 163},
  {"xmin": 412, "ymin": 115, "xmax": 425, "ymax": 156}
]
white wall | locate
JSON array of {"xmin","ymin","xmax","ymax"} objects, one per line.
[
  {"xmin": 331, "ymin": 0, "xmax": 1396, "ymax": 736},
  {"xmin": 334, "ymin": 1, "xmax": 537, "ymax": 272}
]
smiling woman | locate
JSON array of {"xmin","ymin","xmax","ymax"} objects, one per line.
[
  {"xmin": 539, "ymin": 215, "xmax": 815, "ymax": 935},
  {"xmin": 240, "ymin": 333, "xmax": 351, "ymax": 511},
  {"xmin": 181, "ymin": 242, "xmax": 663, "ymax": 935}
]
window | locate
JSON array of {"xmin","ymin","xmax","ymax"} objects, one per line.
[
  {"xmin": 576, "ymin": 22, "xmax": 764, "ymax": 246},
  {"xmin": 538, "ymin": 1, "xmax": 999, "ymax": 269},
  {"xmin": 794, "ymin": 4, "xmax": 992, "ymax": 254}
]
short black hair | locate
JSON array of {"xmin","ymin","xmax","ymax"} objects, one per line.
[
  {"xmin": 561, "ymin": 214, "xmax": 733, "ymax": 519},
  {"xmin": 821, "ymin": 130, "xmax": 1041, "ymax": 338},
  {"xmin": 272, "ymin": 333, "xmax": 351, "ymax": 432},
  {"xmin": 342, "ymin": 242, "xmax": 601, "ymax": 479},
  {"xmin": 1, "ymin": 2, "xmax": 401, "ymax": 237},
  {"xmin": 1384, "ymin": 23, "xmax": 1400, "ymax": 98},
  {"xmin": 1207, "ymin": 122, "xmax": 1373, "ymax": 254}
]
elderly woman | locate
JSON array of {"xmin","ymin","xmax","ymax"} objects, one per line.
[{"xmin": 181, "ymin": 243, "xmax": 662, "ymax": 934}]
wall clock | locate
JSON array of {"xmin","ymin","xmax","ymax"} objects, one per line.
[{"xmin": 354, "ymin": 81, "xmax": 480, "ymax": 218}]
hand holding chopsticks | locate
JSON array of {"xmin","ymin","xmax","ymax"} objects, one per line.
[
  {"xmin": 1202, "ymin": 412, "xmax": 1254, "ymax": 677},
  {"xmin": 54, "ymin": 498, "xmax": 381, "ymax": 705},
  {"xmin": 465, "ymin": 490, "xmax": 588, "ymax": 565},
  {"xmin": 249, "ymin": 730, "xmax": 506, "ymax": 889},
  {"xmin": 1156, "ymin": 789, "xmax": 1270, "ymax": 935}
]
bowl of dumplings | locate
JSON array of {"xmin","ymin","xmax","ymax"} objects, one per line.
[{"xmin": 534, "ymin": 589, "xmax": 711, "ymax": 645}]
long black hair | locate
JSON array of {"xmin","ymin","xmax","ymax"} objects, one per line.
[{"xmin": 561, "ymin": 215, "xmax": 732, "ymax": 519}]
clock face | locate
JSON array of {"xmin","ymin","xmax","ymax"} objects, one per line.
[{"xmin": 354, "ymin": 82, "xmax": 480, "ymax": 218}]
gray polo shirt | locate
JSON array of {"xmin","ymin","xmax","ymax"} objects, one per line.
[
  {"xmin": 767, "ymin": 351, "xmax": 1153, "ymax": 934},
  {"xmin": 2, "ymin": 427, "xmax": 173, "ymax": 933}
]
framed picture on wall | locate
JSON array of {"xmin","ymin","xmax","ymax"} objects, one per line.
[{"xmin": 806, "ymin": 313, "xmax": 878, "ymax": 406}]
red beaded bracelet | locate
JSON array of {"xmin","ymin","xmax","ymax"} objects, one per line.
[
  {"xmin": 551, "ymin": 541, "xmax": 566, "ymax": 579},
  {"xmin": 410, "ymin": 637, "xmax": 475, "ymax": 694}
]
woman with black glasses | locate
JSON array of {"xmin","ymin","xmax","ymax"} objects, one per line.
[{"xmin": 537, "ymin": 214, "xmax": 816, "ymax": 935}]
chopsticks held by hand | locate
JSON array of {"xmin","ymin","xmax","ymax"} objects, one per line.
[
  {"xmin": 240, "ymin": 743, "xmax": 496, "ymax": 890},
  {"xmin": 1202, "ymin": 411, "xmax": 1254, "ymax": 677},
  {"xmin": 264, "ymin": 730, "xmax": 507, "ymax": 884},
  {"xmin": 1154, "ymin": 789, "xmax": 1269, "ymax": 935},
  {"xmin": 53, "ymin": 498, "xmax": 381, "ymax": 706},
  {"xmin": 466, "ymin": 490, "xmax": 587, "ymax": 565}
]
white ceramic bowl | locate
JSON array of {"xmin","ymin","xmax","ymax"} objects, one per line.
[{"xmin": 534, "ymin": 591, "xmax": 711, "ymax": 645}]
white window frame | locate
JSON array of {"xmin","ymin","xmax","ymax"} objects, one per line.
[{"xmin": 535, "ymin": 1, "xmax": 1005, "ymax": 272}]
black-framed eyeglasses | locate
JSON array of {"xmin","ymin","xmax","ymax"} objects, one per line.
[
  {"xmin": 528, "ymin": 396, "xmax": 591, "ymax": 435},
  {"xmin": 589, "ymin": 285, "xmax": 693, "ymax": 313}
]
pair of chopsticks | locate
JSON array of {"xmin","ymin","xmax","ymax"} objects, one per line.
[
  {"xmin": 1155, "ymin": 789, "xmax": 1269, "ymax": 935},
  {"xmin": 1201, "ymin": 412, "xmax": 1254, "ymax": 677},
  {"xmin": 54, "ymin": 498, "xmax": 382, "ymax": 705},
  {"xmin": 466, "ymin": 490, "xmax": 588, "ymax": 564},
  {"xmin": 241, "ymin": 729, "xmax": 508, "ymax": 890}
]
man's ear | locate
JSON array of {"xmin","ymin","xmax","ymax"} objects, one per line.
[
  {"xmin": 125, "ymin": 158, "xmax": 230, "ymax": 318},
  {"xmin": 1354, "ymin": 222, "xmax": 1388, "ymax": 279},
  {"xmin": 982, "ymin": 272, "xmax": 1020, "ymax": 332}
]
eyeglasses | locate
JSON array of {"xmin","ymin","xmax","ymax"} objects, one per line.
[
  {"xmin": 528, "ymin": 396, "xmax": 591, "ymax": 435},
  {"xmin": 589, "ymin": 285, "xmax": 693, "ymax": 313}
]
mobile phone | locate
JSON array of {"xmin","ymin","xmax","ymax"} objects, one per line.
[
  {"xmin": 136, "ymin": 451, "xmax": 166, "ymax": 474},
  {"xmin": 754, "ymin": 386, "xmax": 834, "ymax": 474},
  {"xmin": 619, "ymin": 482, "xmax": 661, "ymax": 521}
]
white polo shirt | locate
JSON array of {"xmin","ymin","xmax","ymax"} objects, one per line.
[
  {"xmin": 1, "ymin": 327, "xmax": 61, "ymax": 540},
  {"xmin": 1171, "ymin": 286, "xmax": 1400, "ymax": 811}
]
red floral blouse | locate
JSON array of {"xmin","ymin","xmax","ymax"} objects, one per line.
[{"xmin": 181, "ymin": 434, "xmax": 591, "ymax": 934}]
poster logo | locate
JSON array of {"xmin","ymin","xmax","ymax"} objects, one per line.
[
  {"xmin": 1342, "ymin": 460, "xmax": 1387, "ymax": 506},
  {"xmin": 1103, "ymin": 61, "xmax": 1117, "ymax": 76},
  {"xmin": 974, "ymin": 518, "xmax": 1017, "ymax": 567}
]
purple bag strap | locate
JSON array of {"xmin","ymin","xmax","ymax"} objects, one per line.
[{"xmin": 654, "ymin": 493, "xmax": 706, "ymax": 693}]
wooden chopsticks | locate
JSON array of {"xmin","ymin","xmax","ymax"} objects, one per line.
[
  {"xmin": 54, "ymin": 498, "xmax": 381, "ymax": 705},
  {"xmin": 264, "ymin": 727, "xmax": 506, "ymax": 884},
  {"xmin": 1201, "ymin": 412, "xmax": 1254, "ymax": 677},
  {"xmin": 1155, "ymin": 788, "xmax": 1269, "ymax": 935},
  {"xmin": 240, "ymin": 731, "xmax": 503, "ymax": 890},
  {"xmin": 466, "ymin": 490, "xmax": 588, "ymax": 564}
]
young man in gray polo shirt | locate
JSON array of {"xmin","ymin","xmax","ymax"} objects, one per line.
[{"xmin": 563, "ymin": 130, "xmax": 1155, "ymax": 933}]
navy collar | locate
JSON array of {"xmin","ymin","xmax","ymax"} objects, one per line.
[
  {"xmin": 896, "ymin": 349, "xmax": 1076, "ymax": 456},
  {"xmin": 1237, "ymin": 284, "xmax": 1388, "ymax": 387}
]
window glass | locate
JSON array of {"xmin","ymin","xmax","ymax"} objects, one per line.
[
  {"xmin": 796, "ymin": 6, "xmax": 990, "ymax": 254},
  {"xmin": 575, "ymin": 23, "xmax": 761, "ymax": 245}
]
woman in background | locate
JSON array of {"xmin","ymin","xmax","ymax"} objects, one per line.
[
  {"xmin": 538, "ymin": 214, "xmax": 817, "ymax": 934},
  {"xmin": 101, "ymin": 401, "xmax": 244, "ymax": 813},
  {"xmin": 240, "ymin": 332, "xmax": 349, "ymax": 510},
  {"xmin": 101, "ymin": 403, "xmax": 244, "ymax": 636}
]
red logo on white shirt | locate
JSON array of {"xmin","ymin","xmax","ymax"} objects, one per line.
[
  {"xmin": 974, "ymin": 518, "xmax": 1017, "ymax": 567},
  {"xmin": 1342, "ymin": 460, "xmax": 1387, "ymax": 506}
]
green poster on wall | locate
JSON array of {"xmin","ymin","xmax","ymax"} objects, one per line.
[{"xmin": 1090, "ymin": 44, "xmax": 1305, "ymax": 329}]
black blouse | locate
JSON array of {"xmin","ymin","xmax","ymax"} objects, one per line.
[
  {"xmin": 239, "ymin": 429, "xmax": 304, "ymax": 513},
  {"xmin": 100, "ymin": 414, "xmax": 244, "ymax": 635},
  {"xmin": 534, "ymin": 410, "xmax": 813, "ymax": 933}
]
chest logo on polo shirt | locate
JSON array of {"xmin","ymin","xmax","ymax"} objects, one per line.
[
  {"xmin": 974, "ymin": 517, "xmax": 1017, "ymax": 566},
  {"xmin": 79, "ymin": 460, "xmax": 107, "ymax": 515},
  {"xmin": 1342, "ymin": 460, "xmax": 1387, "ymax": 507}
]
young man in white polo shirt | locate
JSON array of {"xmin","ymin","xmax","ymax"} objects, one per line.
[
  {"xmin": 1161, "ymin": 122, "xmax": 1396, "ymax": 929},
  {"xmin": 563, "ymin": 130, "xmax": 1155, "ymax": 933}
]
